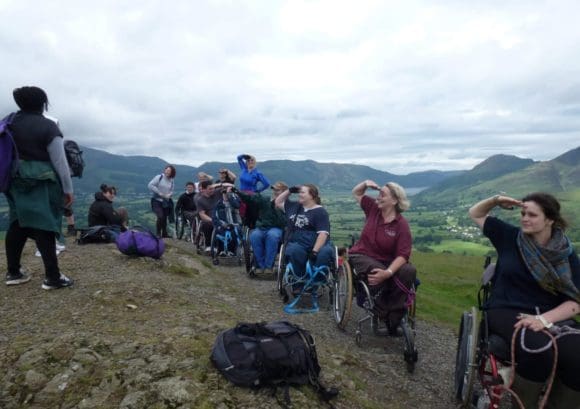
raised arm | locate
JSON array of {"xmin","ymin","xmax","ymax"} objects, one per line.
[
  {"xmin": 237, "ymin": 154, "xmax": 249, "ymax": 171},
  {"xmin": 468, "ymin": 195, "xmax": 522, "ymax": 229},
  {"xmin": 275, "ymin": 188, "xmax": 292, "ymax": 210},
  {"xmin": 352, "ymin": 180, "xmax": 380, "ymax": 204}
]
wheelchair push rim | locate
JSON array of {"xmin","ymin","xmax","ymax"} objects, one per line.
[
  {"xmin": 454, "ymin": 306, "xmax": 479, "ymax": 407},
  {"xmin": 332, "ymin": 260, "xmax": 353, "ymax": 329}
]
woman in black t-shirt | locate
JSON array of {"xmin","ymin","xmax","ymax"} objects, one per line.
[{"xmin": 469, "ymin": 192, "xmax": 580, "ymax": 408}]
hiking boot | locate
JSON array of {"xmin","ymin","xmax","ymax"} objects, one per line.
[
  {"xmin": 42, "ymin": 274, "xmax": 74, "ymax": 290},
  {"xmin": 6, "ymin": 268, "xmax": 31, "ymax": 286}
]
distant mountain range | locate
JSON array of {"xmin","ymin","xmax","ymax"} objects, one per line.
[
  {"xmin": 413, "ymin": 146, "xmax": 580, "ymax": 207},
  {"xmin": 72, "ymin": 147, "xmax": 463, "ymax": 195}
]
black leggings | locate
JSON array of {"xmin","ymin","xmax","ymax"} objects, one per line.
[
  {"xmin": 5, "ymin": 220, "xmax": 60, "ymax": 281},
  {"xmin": 487, "ymin": 308, "xmax": 580, "ymax": 390}
]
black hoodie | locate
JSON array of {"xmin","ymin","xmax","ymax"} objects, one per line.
[{"xmin": 88, "ymin": 192, "xmax": 124, "ymax": 227}]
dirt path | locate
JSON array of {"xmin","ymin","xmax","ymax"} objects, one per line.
[{"xmin": 0, "ymin": 239, "xmax": 460, "ymax": 409}]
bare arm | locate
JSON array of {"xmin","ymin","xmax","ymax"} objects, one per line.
[
  {"xmin": 368, "ymin": 255, "xmax": 407, "ymax": 286},
  {"xmin": 199, "ymin": 209, "xmax": 212, "ymax": 223},
  {"xmin": 312, "ymin": 232, "xmax": 329, "ymax": 253},
  {"xmin": 352, "ymin": 180, "xmax": 379, "ymax": 204},
  {"xmin": 468, "ymin": 195, "xmax": 522, "ymax": 229},
  {"xmin": 515, "ymin": 300, "xmax": 580, "ymax": 332},
  {"xmin": 275, "ymin": 188, "xmax": 291, "ymax": 210}
]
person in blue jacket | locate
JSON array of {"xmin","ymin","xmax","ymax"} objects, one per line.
[{"xmin": 237, "ymin": 153, "xmax": 270, "ymax": 228}]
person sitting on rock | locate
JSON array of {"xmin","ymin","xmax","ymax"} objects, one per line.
[{"xmin": 88, "ymin": 184, "xmax": 128, "ymax": 235}]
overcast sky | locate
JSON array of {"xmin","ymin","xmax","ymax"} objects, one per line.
[{"xmin": 1, "ymin": 0, "xmax": 579, "ymax": 174}]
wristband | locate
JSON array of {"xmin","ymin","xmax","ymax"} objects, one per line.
[
  {"xmin": 386, "ymin": 268, "xmax": 393, "ymax": 276},
  {"xmin": 536, "ymin": 315, "xmax": 553, "ymax": 329}
]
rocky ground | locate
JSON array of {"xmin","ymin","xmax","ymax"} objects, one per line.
[{"xmin": 1, "ymin": 238, "xmax": 463, "ymax": 409}]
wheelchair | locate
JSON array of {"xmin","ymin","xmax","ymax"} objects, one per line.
[
  {"xmin": 175, "ymin": 211, "xmax": 197, "ymax": 242},
  {"xmin": 193, "ymin": 215, "xmax": 208, "ymax": 255},
  {"xmin": 276, "ymin": 239, "xmax": 338, "ymax": 314},
  {"xmin": 454, "ymin": 257, "xmax": 514, "ymax": 408},
  {"xmin": 332, "ymin": 250, "xmax": 419, "ymax": 373},
  {"xmin": 210, "ymin": 222, "xmax": 246, "ymax": 268},
  {"xmin": 244, "ymin": 227, "xmax": 283, "ymax": 279}
]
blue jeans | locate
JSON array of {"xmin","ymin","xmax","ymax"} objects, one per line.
[
  {"xmin": 284, "ymin": 241, "xmax": 334, "ymax": 277},
  {"xmin": 250, "ymin": 227, "xmax": 282, "ymax": 268}
]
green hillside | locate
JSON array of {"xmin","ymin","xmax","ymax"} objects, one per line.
[
  {"xmin": 70, "ymin": 147, "xmax": 461, "ymax": 195},
  {"xmin": 416, "ymin": 147, "xmax": 579, "ymax": 206}
]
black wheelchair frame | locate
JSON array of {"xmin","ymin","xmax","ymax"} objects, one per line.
[
  {"xmin": 332, "ymin": 250, "xmax": 419, "ymax": 373},
  {"xmin": 175, "ymin": 211, "xmax": 196, "ymax": 242},
  {"xmin": 454, "ymin": 257, "xmax": 513, "ymax": 409}
]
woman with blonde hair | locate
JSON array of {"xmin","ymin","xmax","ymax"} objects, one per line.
[{"xmin": 349, "ymin": 180, "xmax": 416, "ymax": 335}]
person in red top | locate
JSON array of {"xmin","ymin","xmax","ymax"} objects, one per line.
[{"xmin": 349, "ymin": 180, "xmax": 416, "ymax": 335}]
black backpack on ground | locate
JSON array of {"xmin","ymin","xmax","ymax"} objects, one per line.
[
  {"xmin": 64, "ymin": 140, "xmax": 85, "ymax": 178},
  {"xmin": 77, "ymin": 225, "xmax": 117, "ymax": 245},
  {"xmin": 211, "ymin": 320, "xmax": 338, "ymax": 407}
]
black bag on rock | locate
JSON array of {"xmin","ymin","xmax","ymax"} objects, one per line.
[{"xmin": 210, "ymin": 320, "xmax": 338, "ymax": 406}]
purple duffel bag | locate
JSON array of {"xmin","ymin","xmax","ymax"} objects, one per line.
[{"xmin": 116, "ymin": 227, "xmax": 165, "ymax": 259}]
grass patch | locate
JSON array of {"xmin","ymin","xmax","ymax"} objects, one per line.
[
  {"xmin": 164, "ymin": 264, "xmax": 200, "ymax": 277},
  {"xmin": 412, "ymin": 251, "xmax": 484, "ymax": 327},
  {"xmin": 425, "ymin": 240, "xmax": 491, "ymax": 256}
]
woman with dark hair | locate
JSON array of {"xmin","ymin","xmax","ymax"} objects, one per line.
[
  {"xmin": 3, "ymin": 86, "xmax": 74, "ymax": 290},
  {"xmin": 275, "ymin": 183, "xmax": 334, "ymax": 278},
  {"xmin": 88, "ymin": 184, "xmax": 128, "ymax": 231},
  {"xmin": 469, "ymin": 192, "xmax": 580, "ymax": 408},
  {"xmin": 148, "ymin": 165, "xmax": 176, "ymax": 238},
  {"xmin": 349, "ymin": 180, "xmax": 416, "ymax": 336}
]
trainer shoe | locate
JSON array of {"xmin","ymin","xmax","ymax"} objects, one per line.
[
  {"xmin": 6, "ymin": 268, "xmax": 32, "ymax": 286},
  {"xmin": 41, "ymin": 274, "xmax": 74, "ymax": 290},
  {"xmin": 56, "ymin": 243, "xmax": 66, "ymax": 252}
]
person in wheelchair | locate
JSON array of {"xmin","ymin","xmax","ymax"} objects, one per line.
[
  {"xmin": 349, "ymin": 180, "xmax": 416, "ymax": 336},
  {"xmin": 469, "ymin": 192, "xmax": 580, "ymax": 408},
  {"xmin": 236, "ymin": 181, "xmax": 288, "ymax": 275},
  {"xmin": 211, "ymin": 185, "xmax": 242, "ymax": 256},
  {"xmin": 274, "ymin": 183, "xmax": 334, "ymax": 279},
  {"xmin": 195, "ymin": 180, "xmax": 224, "ymax": 252},
  {"xmin": 175, "ymin": 181, "xmax": 197, "ymax": 226}
]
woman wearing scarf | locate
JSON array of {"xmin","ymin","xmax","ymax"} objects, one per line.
[{"xmin": 469, "ymin": 192, "xmax": 580, "ymax": 409}]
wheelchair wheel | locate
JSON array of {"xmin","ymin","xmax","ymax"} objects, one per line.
[
  {"xmin": 188, "ymin": 218, "xmax": 196, "ymax": 243},
  {"xmin": 276, "ymin": 244, "xmax": 286, "ymax": 297},
  {"xmin": 332, "ymin": 260, "xmax": 353, "ymax": 329},
  {"xmin": 243, "ymin": 228, "xmax": 253, "ymax": 276},
  {"xmin": 454, "ymin": 306, "xmax": 479, "ymax": 407},
  {"xmin": 210, "ymin": 229, "xmax": 219, "ymax": 265},
  {"xmin": 175, "ymin": 216, "xmax": 185, "ymax": 240},
  {"xmin": 194, "ymin": 219, "xmax": 205, "ymax": 255},
  {"xmin": 400, "ymin": 315, "xmax": 418, "ymax": 373}
]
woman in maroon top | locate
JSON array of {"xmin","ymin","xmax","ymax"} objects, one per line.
[{"xmin": 349, "ymin": 180, "xmax": 416, "ymax": 335}]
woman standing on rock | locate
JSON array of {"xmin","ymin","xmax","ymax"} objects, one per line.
[
  {"xmin": 237, "ymin": 153, "xmax": 270, "ymax": 228},
  {"xmin": 3, "ymin": 86, "xmax": 74, "ymax": 290},
  {"xmin": 469, "ymin": 192, "xmax": 580, "ymax": 408},
  {"xmin": 148, "ymin": 165, "xmax": 176, "ymax": 238}
]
